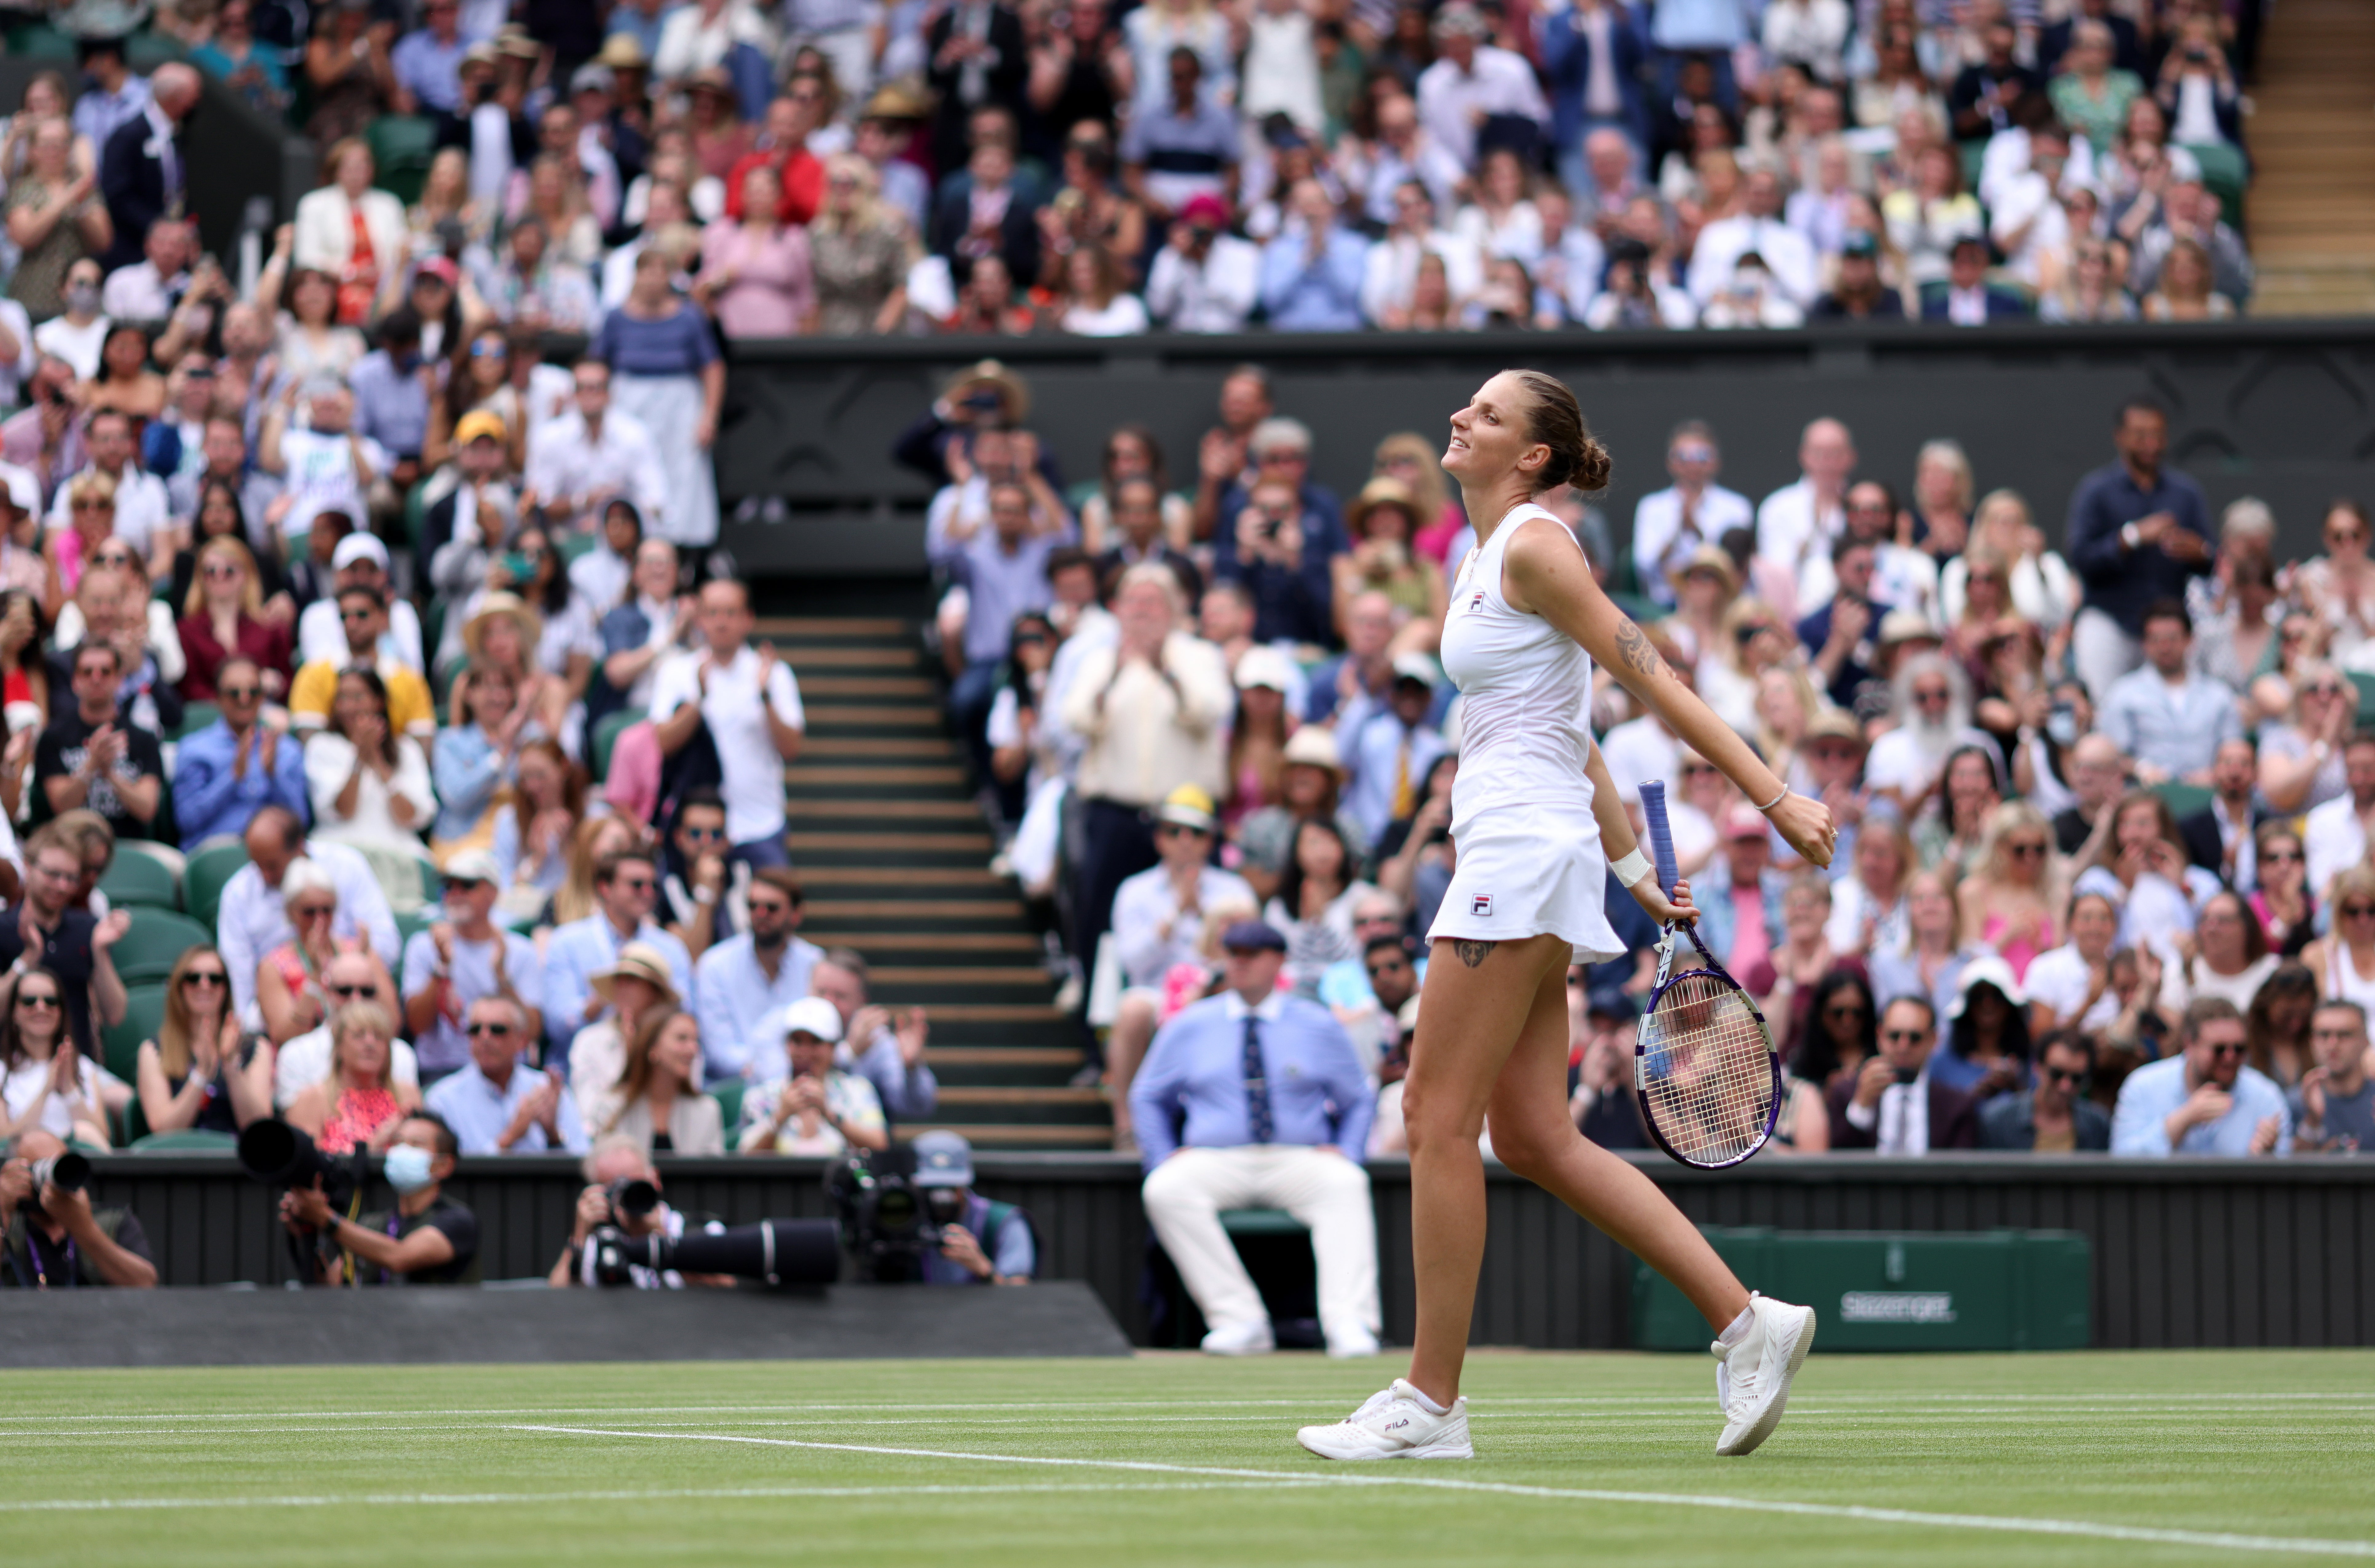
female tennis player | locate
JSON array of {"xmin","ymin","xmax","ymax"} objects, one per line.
[{"xmin": 1297, "ymin": 371, "xmax": 1836, "ymax": 1463}]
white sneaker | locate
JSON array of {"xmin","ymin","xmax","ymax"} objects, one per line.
[
  {"xmin": 1200, "ymin": 1319, "xmax": 1276, "ymax": 1356},
  {"xmin": 1297, "ymin": 1380, "xmax": 1472, "ymax": 1461},
  {"xmin": 1324, "ymin": 1330, "xmax": 1381, "ymax": 1359},
  {"xmin": 1711, "ymin": 1293, "xmax": 1816, "ymax": 1456}
]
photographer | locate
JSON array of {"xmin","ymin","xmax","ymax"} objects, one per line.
[
  {"xmin": 911, "ymin": 1131, "xmax": 1034, "ymax": 1286},
  {"xmin": 548, "ymin": 1135, "xmax": 731, "ymax": 1289},
  {"xmin": 1, "ymin": 1129, "xmax": 156, "ymax": 1288},
  {"xmin": 277, "ymin": 1110, "xmax": 480, "ymax": 1285}
]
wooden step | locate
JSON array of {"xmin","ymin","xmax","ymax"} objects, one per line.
[
  {"xmin": 785, "ymin": 765, "xmax": 968, "ymax": 787},
  {"xmin": 806, "ymin": 932, "xmax": 1039, "ymax": 953},
  {"xmin": 924, "ymin": 1046, "xmax": 1084, "ymax": 1067},
  {"xmin": 868, "ymin": 965, "xmax": 1050, "ymax": 987},
  {"xmin": 798, "ymin": 676, "xmax": 939, "ymax": 699},
  {"xmin": 797, "ymin": 866, "xmax": 1007, "ymax": 887},
  {"xmin": 925, "ymin": 1003, "xmax": 1068, "ymax": 1023},
  {"xmin": 774, "ymin": 647, "xmax": 921, "ymax": 669},
  {"xmin": 754, "ymin": 617, "xmax": 910, "ymax": 638},
  {"xmin": 785, "ymin": 832, "xmax": 994, "ymax": 853},
  {"xmin": 804, "ymin": 704, "xmax": 942, "ymax": 729},
  {"xmin": 936, "ymin": 1086, "xmax": 1108, "ymax": 1106},
  {"xmin": 788, "ymin": 800, "xmax": 982, "ymax": 820},
  {"xmin": 804, "ymin": 899, "xmax": 1028, "ymax": 921},
  {"xmin": 800, "ymin": 736, "xmax": 961, "ymax": 758}
]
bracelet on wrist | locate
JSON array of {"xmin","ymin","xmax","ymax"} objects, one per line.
[{"xmin": 1753, "ymin": 785, "xmax": 1789, "ymax": 813}]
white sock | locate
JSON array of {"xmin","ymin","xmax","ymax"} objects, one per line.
[
  {"xmin": 1402, "ymin": 1383, "xmax": 1450, "ymax": 1416},
  {"xmin": 1717, "ymin": 1299, "xmax": 1757, "ymax": 1349}
]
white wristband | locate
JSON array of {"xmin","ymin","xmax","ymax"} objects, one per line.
[{"xmin": 1611, "ymin": 848, "xmax": 1655, "ymax": 889}]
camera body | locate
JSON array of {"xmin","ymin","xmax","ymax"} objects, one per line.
[
  {"xmin": 606, "ymin": 1176, "xmax": 660, "ymax": 1224},
  {"xmin": 26, "ymin": 1150, "xmax": 91, "ymax": 1196},
  {"xmin": 236, "ymin": 1117, "xmax": 360, "ymax": 1214},
  {"xmin": 829, "ymin": 1145, "xmax": 967, "ymax": 1282}
]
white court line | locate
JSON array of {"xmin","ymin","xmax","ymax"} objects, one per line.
[
  {"xmin": 0, "ymin": 1479, "xmax": 1335, "ymax": 1516},
  {"xmin": 511, "ymin": 1423, "xmax": 2375, "ymax": 1560},
  {"xmin": 20, "ymin": 1391, "xmax": 2373, "ymax": 1424}
]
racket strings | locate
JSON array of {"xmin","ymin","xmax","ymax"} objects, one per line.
[{"xmin": 1637, "ymin": 970, "xmax": 1776, "ymax": 1166}]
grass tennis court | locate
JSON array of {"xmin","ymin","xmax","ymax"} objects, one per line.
[{"xmin": 7, "ymin": 1349, "xmax": 2371, "ymax": 1566}]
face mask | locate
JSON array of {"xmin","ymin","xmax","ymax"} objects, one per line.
[
  {"xmin": 384, "ymin": 1143, "xmax": 436, "ymax": 1194},
  {"xmin": 65, "ymin": 284, "xmax": 100, "ymax": 314},
  {"xmin": 2045, "ymin": 704, "xmax": 2079, "ymax": 748}
]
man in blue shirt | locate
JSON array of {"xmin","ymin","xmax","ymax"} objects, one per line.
[
  {"xmin": 1342, "ymin": 659, "xmax": 1449, "ymax": 851},
  {"xmin": 391, "ymin": 0, "xmax": 469, "ymax": 121},
  {"xmin": 694, "ymin": 866, "xmax": 824, "ymax": 1081},
  {"xmin": 544, "ymin": 849, "xmax": 694, "ymax": 1072},
  {"xmin": 2097, "ymin": 600, "xmax": 2244, "ymax": 785},
  {"xmin": 426, "ymin": 996, "xmax": 587, "ymax": 1154},
  {"xmin": 2112, "ymin": 996, "xmax": 2291, "ymax": 1156},
  {"xmin": 2065, "ymin": 399, "xmax": 2214, "ymax": 703},
  {"xmin": 1132, "ymin": 920, "xmax": 1379, "ymax": 1357},
  {"xmin": 170, "ymin": 657, "xmax": 307, "ymax": 848},
  {"xmin": 1259, "ymin": 179, "xmax": 1368, "ymax": 332}
]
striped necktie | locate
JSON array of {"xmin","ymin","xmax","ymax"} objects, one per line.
[{"xmin": 1242, "ymin": 1014, "xmax": 1273, "ymax": 1144}]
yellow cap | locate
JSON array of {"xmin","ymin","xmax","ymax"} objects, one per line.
[{"xmin": 1155, "ymin": 783, "xmax": 1218, "ymax": 832}]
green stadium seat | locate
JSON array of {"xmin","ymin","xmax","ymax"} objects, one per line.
[
  {"xmin": 185, "ymin": 841, "xmax": 251, "ymax": 932},
  {"xmin": 101, "ymin": 983, "xmax": 169, "ymax": 1082},
  {"xmin": 1219, "ymin": 1208, "xmax": 1309, "ymax": 1237},
  {"xmin": 395, "ymin": 908, "xmax": 437, "ymax": 953},
  {"xmin": 709, "ymin": 1080, "xmax": 746, "ymax": 1136},
  {"xmin": 100, "ymin": 848, "xmax": 181, "ymax": 912},
  {"xmin": 2151, "ymin": 781, "xmax": 2214, "ymax": 821},
  {"xmin": 131, "ymin": 1129, "xmax": 239, "ymax": 1153},
  {"xmin": 366, "ymin": 114, "xmax": 439, "ymax": 205},
  {"xmin": 558, "ymin": 532, "xmax": 597, "ymax": 564},
  {"xmin": 2180, "ymin": 141, "xmax": 2249, "ymax": 230},
  {"xmin": 111, "ymin": 911, "xmax": 215, "ymax": 986},
  {"xmin": 593, "ymin": 708, "xmax": 644, "ymax": 779},
  {"xmin": 174, "ymin": 702, "xmax": 221, "ymax": 741},
  {"xmin": 2350, "ymin": 670, "xmax": 2375, "ymax": 727},
  {"xmin": 126, "ymin": 33, "xmax": 190, "ymax": 70},
  {"xmin": 1607, "ymin": 592, "xmax": 1659, "ymax": 627},
  {"xmin": 6, "ymin": 23, "xmax": 77, "ymax": 58}
]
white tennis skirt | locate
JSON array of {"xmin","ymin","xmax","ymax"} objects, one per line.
[{"xmin": 1427, "ymin": 806, "xmax": 1627, "ymax": 965}]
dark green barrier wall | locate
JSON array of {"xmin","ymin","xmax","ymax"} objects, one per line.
[
  {"xmin": 717, "ymin": 323, "xmax": 2375, "ymax": 577},
  {"xmin": 75, "ymin": 1152, "xmax": 2375, "ymax": 1350}
]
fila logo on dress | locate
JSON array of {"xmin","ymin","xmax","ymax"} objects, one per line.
[
  {"xmin": 1467, "ymin": 591, "xmax": 1486, "ymax": 613},
  {"xmin": 1470, "ymin": 894, "xmax": 1493, "ymax": 917}
]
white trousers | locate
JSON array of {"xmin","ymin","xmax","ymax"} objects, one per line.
[
  {"xmin": 1141, "ymin": 1145, "xmax": 1380, "ymax": 1350},
  {"xmin": 2073, "ymin": 607, "xmax": 2142, "ymax": 708}
]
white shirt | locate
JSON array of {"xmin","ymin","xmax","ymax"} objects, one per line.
[
  {"xmin": 570, "ymin": 542, "xmax": 632, "ymax": 616},
  {"xmin": 218, "ymin": 840, "xmax": 404, "ymax": 1025},
  {"xmin": 648, "ymin": 646, "xmax": 806, "ymax": 843},
  {"xmin": 524, "ymin": 409, "xmax": 668, "ymax": 530},
  {"xmin": 101, "ymin": 260, "xmax": 184, "ymax": 321},
  {"xmin": 2305, "ymin": 791, "xmax": 2370, "ymax": 902},
  {"xmin": 1631, "ymin": 484, "xmax": 1755, "ymax": 607},
  {"xmin": 1755, "ymin": 477, "xmax": 1845, "ymax": 578},
  {"xmin": 1800, "ymin": 542, "xmax": 1943, "ymax": 624},
  {"xmin": 0, "ymin": 300, "xmax": 34, "ymax": 407},
  {"xmin": 305, "ymin": 731, "xmax": 437, "ymax": 854},
  {"xmin": 1359, "ymin": 230, "xmax": 1484, "ymax": 326},
  {"xmin": 1865, "ymin": 1062, "xmax": 1933, "ymax": 1153},
  {"xmin": 1597, "ymin": 714, "xmax": 1677, "ymax": 806},
  {"xmin": 1145, "ymin": 236, "xmax": 1262, "ymax": 334},
  {"xmin": 48, "ymin": 463, "xmax": 171, "ymax": 557},
  {"xmin": 1865, "ymin": 723, "xmax": 1995, "ymax": 804},
  {"xmin": 1687, "ymin": 212, "xmax": 1820, "ymax": 307},
  {"xmin": 34, "ymin": 313, "xmax": 110, "ymax": 381},
  {"xmin": 1413, "ymin": 46, "xmax": 1549, "ymax": 168},
  {"xmin": 273, "ymin": 427, "xmax": 390, "ymax": 545},
  {"xmin": 297, "ymin": 596, "xmax": 428, "ymax": 673},
  {"xmin": 1110, "ymin": 863, "xmax": 1258, "ymax": 988},
  {"xmin": 2022, "ymin": 941, "xmax": 2119, "ymax": 1032}
]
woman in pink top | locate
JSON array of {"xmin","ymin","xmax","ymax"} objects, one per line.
[{"xmin": 696, "ymin": 165, "xmax": 814, "ymax": 339}]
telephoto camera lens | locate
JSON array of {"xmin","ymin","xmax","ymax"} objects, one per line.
[
  {"xmin": 27, "ymin": 1150, "xmax": 91, "ymax": 1194},
  {"xmin": 581, "ymin": 1219, "xmax": 840, "ymax": 1287}
]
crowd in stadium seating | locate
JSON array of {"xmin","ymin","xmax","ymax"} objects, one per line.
[
  {"xmin": 924, "ymin": 359, "xmax": 2375, "ymax": 1180},
  {"xmin": 8, "ymin": 0, "xmax": 2260, "ymax": 342}
]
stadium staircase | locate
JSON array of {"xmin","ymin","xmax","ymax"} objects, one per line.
[
  {"xmin": 758, "ymin": 612, "xmax": 1111, "ymax": 1149},
  {"xmin": 2239, "ymin": 0, "xmax": 2375, "ymax": 315}
]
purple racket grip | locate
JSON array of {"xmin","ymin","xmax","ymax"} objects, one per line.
[{"xmin": 1639, "ymin": 780, "xmax": 1680, "ymax": 902}]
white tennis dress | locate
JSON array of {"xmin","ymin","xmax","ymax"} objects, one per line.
[{"xmin": 1427, "ymin": 503, "xmax": 1626, "ymax": 964}]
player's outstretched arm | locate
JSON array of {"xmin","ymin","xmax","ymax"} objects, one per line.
[{"xmin": 1503, "ymin": 518, "xmax": 1835, "ymax": 869}]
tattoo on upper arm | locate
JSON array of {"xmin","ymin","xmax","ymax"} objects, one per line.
[
  {"xmin": 1612, "ymin": 617, "xmax": 1665, "ymax": 680},
  {"xmin": 1454, "ymin": 940, "xmax": 1496, "ymax": 968}
]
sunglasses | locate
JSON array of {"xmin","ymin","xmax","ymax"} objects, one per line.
[
  {"xmin": 1681, "ymin": 762, "xmax": 1719, "ymax": 777},
  {"xmin": 72, "ymin": 500, "xmax": 114, "ymax": 513},
  {"xmin": 679, "ymin": 824, "xmax": 725, "ymax": 842},
  {"xmin": 1824, "ymin": 1003, "xmax": 1868, "ymax": 1018},
  {"xmin": 340, "ymin": 609, "xmax": 377, "ymax": 623},
  {"xmin": 1881, "ymin": 1028, "xmax": 1928, "ymax": 1043},
  {"xmin": 466, "ymin": 1021, "xmax": 514, "ymax": 1037},
  {"xmin": 294, "ymin": 904, "xmax": 336, "ymax": 921},
  {"xmin": 472, "ymin": 342, "xmax": 507, "ymax": 358},
  {"xmin": 1155, "ymin": 823, "xmax": 1210, "ymax": 839},
  {"xmin": 16, "ymin": 993, "xmax": 58, "ymax": 1009},
  {"xmin": 444, "ymin": 878, "xmax": 487, "ymax": 892},
  {"xmin": 2345, "ymin": 905, "xmax": 2375, "ymax": 920},
  {"xmin": 2206, "ymin": 1042, "xmax": 2249, "ymax": 1058},
  {"xmin": 219, "ymin": 685, "xmax": 260, "ymax": 701},
  {"xmin": 1914, "ymin": 687, "xmax": 1952, "ymax": 705},
  {"xmin": 202, "ymin": 562, "xmax": 243, "ymax": 579},
  {"xmin": 616, "ymin": 877, "xmax": 656, "ymax": 892},
  {"xmin": 749, "ymin": 900, "xmax": 793, "ymax": 917},
  {"xmin": 331, "ymin": 982, "xmax": 379, "ymax": 998},
  {"xmin": 180, "ymin": 971, "xmax": 227, "ymax": 987},
  {"xmin": 2263, "ymin": 847, "xmax": 2303, "ymax": 863},
  {"xmin": 2042, "ymin": 1066, "xmax": 2086, "ymax": 1086},
  {"xmin": 2303, "ymin": 683, "xmax": 2346, "ymax": 698},
  {"xmin": 2007, "ymin": 842, "xmax": 2048, "ymax": 859}
]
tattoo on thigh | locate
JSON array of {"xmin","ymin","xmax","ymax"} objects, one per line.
[
  {"xmin": 1612, "ymin": 617, "xmax": 1664, "ymax": 679},
  {"xmin": 1454, "ymin": 940, "xmax": 1496, "ymax": 968}
]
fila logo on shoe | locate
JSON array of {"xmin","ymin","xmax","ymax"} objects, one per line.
[
  {"xmin": 1471, "ymin": 895, "xmax": 1493, "ymax": 917},
  {"xmin": 1386, "ymin": 1419, "xmax": 1409, "ymax": 1431}
]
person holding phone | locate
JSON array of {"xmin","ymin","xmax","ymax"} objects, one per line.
[{"xmin": 1828, "ymin": 995, "xmax": 1980, "ymax": 1153}]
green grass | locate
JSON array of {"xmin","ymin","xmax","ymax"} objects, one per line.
[{"xmin": 6, "ymin": 1350, "xmax": 2372, "ymax": 1566}]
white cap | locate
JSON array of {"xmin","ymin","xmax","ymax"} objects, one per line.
[
  {"xmin": 441, "ymin": 848, "xmax": 502, "ymax": 885},
  {"xmin": 332, "ymin": 532, "xmax": 391, "ymax": 571},
  {"xmin": 780, "ymin": 995, "xmax": 845, "ymax": 1044},
  {"xmin": 0, "ymin": 460, "xmax": 38, "ymax": 516}
]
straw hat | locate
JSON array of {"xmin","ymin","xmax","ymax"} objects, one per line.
[
  {"xmin": 1344, "ymin": 478, "xmax": 1422, "ymax": 540},
  {"xmin": 1666, "ymin": 543, "xmax": 1740, "ymax": 599},
  {"xmin": 591, "ymin": 941, "xmax": 680, "ymax": 1008},
  {"xmin": 595, "ymin": 32, "xmax": 648, "ymax": 69},
  {"xmin": 861, "ymin": 78, "xmax": 934, "ymax": 121},
  {"xmin": 462, "ymin": 591, "xmax": 545, "ymax": 663},
  {"xmin": 942, "ymin": 359, "xmax": 1029, "ymax": 424}
]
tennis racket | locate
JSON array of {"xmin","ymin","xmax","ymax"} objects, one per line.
[{"xmin": 1632, "ymin": 781, "xmax": 1785, "ymax": 1169}]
